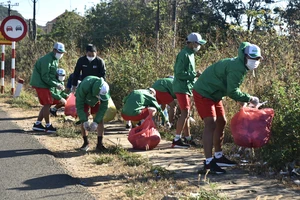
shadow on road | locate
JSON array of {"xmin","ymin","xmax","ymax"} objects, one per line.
[
  {"xmin": 0, "ymin": 129, "xmax": 25, "ymax": 134},
  {"xmin": 0, "ymin": 148, "xmax": 53, "ymax": 158},
  {"xmin": 0, "ymin": 116, "xmax": 36, "ymax": 121},
  {"xmin": 9, "ymin": 174, "xmax": 80, "ymax": 190}
]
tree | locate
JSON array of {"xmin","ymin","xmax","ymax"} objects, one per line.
[{"xmin": 50, "ymin": 11, "xmax": 87, "ymax": 50}]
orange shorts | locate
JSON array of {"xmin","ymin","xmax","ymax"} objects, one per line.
[
  {"xmin": 33, "ymin": 87, "xmax": 53, "ymax": 105},
  {"xmin": 193, "ymin": 90, "xmax": 225, "ymax": 119},
  {"xmin": 121, "ymin": 108, "xmax": 149, "ymax": 121},
  {"xmin": 175, "ymin": 93, "xmax": 191, "ymax": 110},
  {"xmin": 84, "ymin": 102, "xmax": 100, "ymax": 116},
  {"xmin": 155, "ymin": 90, "xmax": 174, "ymax": 105}
]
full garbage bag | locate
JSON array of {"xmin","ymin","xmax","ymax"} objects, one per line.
[
  {"xmin": 230, "ymin": 107, "xmax": 275, "ymax": 148},
  {"xmin": 128, "ymin": 112, "xmax": 161, "ymax": 150}
]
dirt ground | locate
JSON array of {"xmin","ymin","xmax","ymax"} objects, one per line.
[{"xmin": 1, "ymin": 101, "xmax": 300, "ymax": 200}]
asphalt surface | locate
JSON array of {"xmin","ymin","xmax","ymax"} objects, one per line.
[{"xmin": 0, "ymin": 108, "xmax": 95, "ymax": 200}]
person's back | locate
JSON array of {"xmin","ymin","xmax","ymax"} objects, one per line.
[
  {"xmin": 152, "ymin": 77, "xmax": 176, "ymax": 98},
  {"xmin": 122, "ymin": 89, "xmax": 156, "ymax": 116},
  {"xmin": 194, "ymin": 42, "xmax": 250, "ymax": 102},
  {"xmin": 30, "ymin": 52, "xmax": 59, "ymax": 89}
]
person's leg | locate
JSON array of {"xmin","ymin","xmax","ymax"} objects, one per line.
[
  {"xmin": 80, "ymin": 104, "xmax": 90, "ymax": 151},
  {"xmin": 203, "ymin": 117, "xmax": 216, "ymax": 159},
  {"xmin": 213, "ymin": 115, "xmax": 226, "ymax": 153},
  {"xmin": 171, "ymin": 93, "xmax": 191, "ymax": 148},
  {"xmin": 96, "ymin": 119, "xmax": 106, "ymax": 151},
  {"xmin": 192, "ymin": 90, "xmax": 225, "ymax": 174},
  {"xmin": 43, "ymin": 104, "xmax": 51, "ymax": 124},
  {"xmin": 168, "ymin": 100, "xmax": 176, "ymax": 125}
]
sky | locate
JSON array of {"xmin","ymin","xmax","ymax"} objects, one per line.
[
  {"xmin": 9, "ymin": 0, "xmax": 288, "ymax": 27},
  {"xmin": 9, "ymin": 0, "xmax": 101, "ymax": 26}
]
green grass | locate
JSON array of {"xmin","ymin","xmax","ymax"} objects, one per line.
[
  {"xmin": 5, "ymin": 91, "xmax": 39, "ymax": 109},
  {"xmin": 125, "ymin": 187, "xmax": 145, "ymax": 198},
  {"xmin": 94, "ymin": 155, "xmax": 114, "ymax": 165},
  {"xmin": 106, "ymin": 145, "xmax": 148, "ymax": 166},
  {"xmin": 159, "ymin": 130, "xmax": 174, "ymax": 141},
  {"xmin": 55, "ymin": 122, "xmax": 81, "ymax": 138}
]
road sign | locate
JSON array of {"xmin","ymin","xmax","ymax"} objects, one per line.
[
  {"xmin": 0, "ymin": 16, "xmax": 27, "ymax": 42},
  {"xmin": 0, "ymin": 32, "xmax": 12, "ymax": 45}
]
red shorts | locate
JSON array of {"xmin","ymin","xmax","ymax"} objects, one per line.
[
  {"xmin": 193, "ymin": 90, "xmax": 225, "ymax": 119},
  {"xmin": 155, "ymin": 90, "xmax": 174, "ymax": 105},
  {"xmin": 175, "ymin": 93, "xmax": 191, "ymax": 110},
  {"xmin": 84, "ymin": 102, "xmax": 100, "ymax": 116},
  {"xmin": 121, "ymin": 108, "xmax": 149, "ymax": 121},
  {"xmin": 52, "ymin": 99, "xmax": 61, "ymax": 105},
  {"xmin": 34, "ymin": 87, "xmax": 53, "ymax": 105}
]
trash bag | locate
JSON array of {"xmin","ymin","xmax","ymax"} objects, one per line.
[
  {"xmin": 103, "ymin": 98, "xmax": 117, "ymax": 123},
  {"xmin": 64, "ymin": 93, "xmax": 77, "ymax": 118},
  {"xmin": 128, "ymin": 112, "xmax": 161, "ymax": 150},
  {"xmin": 230, "ymin": 107, "xmax": 275, "ymax": 148}
]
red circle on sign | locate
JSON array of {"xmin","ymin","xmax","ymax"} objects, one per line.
[{"xmin": 0, "ymin": 15, "xmax": 27, "ymax": 42}]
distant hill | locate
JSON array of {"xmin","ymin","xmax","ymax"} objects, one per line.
[{"xmin": 0, "ymin": 5, "xmax": 23, "ymax": 21}]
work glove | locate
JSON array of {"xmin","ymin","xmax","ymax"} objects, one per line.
[
  {"xmin": 90, "ymin": 122, "xmax": 98, "ymax": 132},
  {"xmin": 250, "ymin": 96, "xmax": 260, "ymax": 107},
  {"xmin": 166, "ymin": 122, "xmax": 172, "ymax": 129},
  {"xmin": 60, "ymin": 98, "xmax": 67, "ymax": 105},
  {"xmin": 57, "ymin": 84, "xmax": 65, "ymax": 91},
  {"xmin": 71, "ymin": 86, "xmax": 76, "ymax": 93},
  {"xmin": 83, "ymin": 121, "xmax": 91, "ymax": 131}
]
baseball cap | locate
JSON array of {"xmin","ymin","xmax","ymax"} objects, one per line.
[
  {"xmin": 187, "ymin": 32, "xmax": 206, "ymax": 45},
  {"xmin": 99, "ymin": 81, "xmax": 110, "ymax": 101},
  {"xmin": 147, "ymin": 88, "xmax": 156, "ymax": 97},
  {"xmin": 244, "ymin": 44, "xmax": 263, "ymax": 59},
  {"xmin": 53, "ymin": 42, "xmax": 66, "ymax": 53},
  {"xmin": 56, "ymin": 68, "xmax": 66, "ymax": 76},
  {"xmin": 86, "ymin": 44, "xmax": 97, "ymax": 52}
]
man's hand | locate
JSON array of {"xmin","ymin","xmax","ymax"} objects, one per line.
[
  {"xmin": 71, "ymin": 86, "xmax": 76, "ymax": 93},
  {"xmin": 166, "ymin": 122, "xmax": 171, "ymax": 129},
  {"xmin": 83, "ymin": 121, "xmax": 90, "ymax": 131},
  {"xmin": 90, "ymin": 122, "xmax": 98, "ymax": 132},
  {"xmin": 57, "ymin": 84, "xmax": 65, "ymax": 91},
  {"xmin": 60, "ymin": 98, "xmax": 67, "ymax": 105},
  {"xmin": 196, "ymin": 70, "xmax": 202, "ymax": 77},
  {"xmin": 250, "ymin": 96, "xmax": 260, "ymax": 107}
]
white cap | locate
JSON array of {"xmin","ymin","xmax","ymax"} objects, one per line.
[
  {"xmin": 99, "ymin": 82, "xmax": 110, "ymax": 101},
  {"xmin": 56, "ymin": 68, "xmax": 66, "ymax": 76},
  {"xmin": 187, "ymin": 32, "xmax": 206, "ymax": 45},
  {"xmin": 53, "ymin": 42, "xmax": 66, "ymax": 53},
  {"xmin": 244, "ymin": 44, "xmax": 263, "ymax": 59},
  {"xmin": 148, "ymin": 88, "xmax": 156, "ymax": 96}
]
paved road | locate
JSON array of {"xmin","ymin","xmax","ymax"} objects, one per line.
[{"xmin": 0, "ymin": 108, "xmax": 94, "ymax": 200}]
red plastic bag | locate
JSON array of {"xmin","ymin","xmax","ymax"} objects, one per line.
[
  {"xmin": 64, "ymin": 93, "xmax": 77, "ymax": 118},
  {"xmin": 230, "ymin": 107, "xmax": 275, "ymax": 148},
  {"xmin": 128, "ymin": 113, "xmax": 161, "ymax": 150}
]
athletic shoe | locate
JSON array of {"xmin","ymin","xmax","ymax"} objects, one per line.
[
  {"xmin": 96, "ymin": 144, "xmax": 107, "ymax": 152},
  {"xmin": 204, "ymin": 159, "xmax": 226, "ymax": 174},
  {"xmin": 171, "ymin": 138, "xmax": 191, "ymax": 148},
  {"xmin": 80, "ymin": 143, "xmax": 90, "ymax": 151},
  {"xmin": 32, "ymin": 123, "xmax": 46, "ymax": 132},
  {"xmin": 214, "ymin": 155, "xmax": 237, "ymax": 167},
  {"xmin": 183, "ymin": 137, "xmax": 198, "ymax": 147},
  {"xmin": 45, "ymin": 124, "xmax": 57, "ymax": 133},
  {"xmin": 50, "ymin": 108, "xmax": 57, "ymax": 117},
  {"xmin": 125, "ymin": 124, "xmax": 132, "ymax": 129}
]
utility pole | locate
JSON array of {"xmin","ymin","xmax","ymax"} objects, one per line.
[
  {"xmin": 172, "ymin": 0, "xmax": 177, "ymax": 48},
  {"xmin": 0, "ymin": 1, "xmax": 19, "ymax": 16},
  {"xmin": 32, "ymin": 0, "xmax": 37, "ymax": 41}
]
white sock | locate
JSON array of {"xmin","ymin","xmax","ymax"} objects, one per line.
[
  {"xmin": 35, "ymin": 121, "xmax": 41, "ymax": 125},
  {"xmin": 46, "ymin": 123, "xmax": 51, "ymax": 127},
  {"xmin": 215, "ymin": 151, "xmax": 223, "ymax": 159},
  {"xmin": 127, "ymin": 121, "xmax": 132, "ymax": 126},
  {"xmin": 205, "ymin": 157, "xmax": 213, "ymax": 164},
  {"xmin": 174, "ymin": 134, "xmax": 181, "ymax": 141},
  {"xmin": 185, "ymin": 136, "xmax": 191, "ymax": 141}
]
